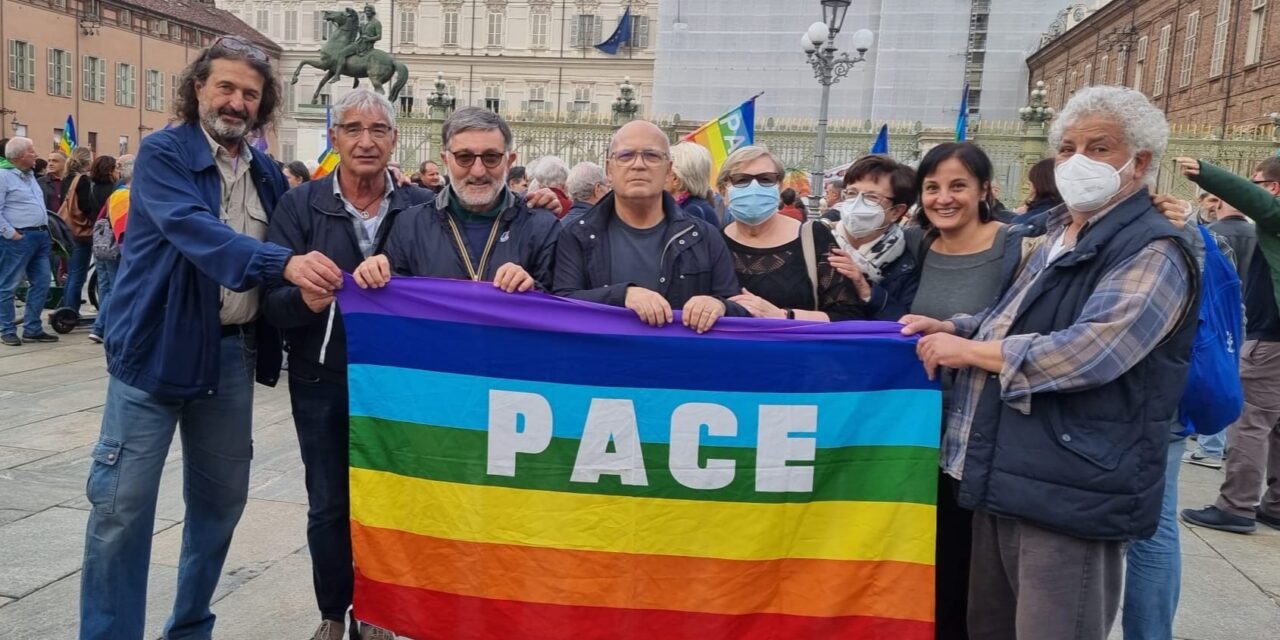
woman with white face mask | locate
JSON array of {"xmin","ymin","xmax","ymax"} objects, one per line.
[
  {"xmin": 716, "ymin": 146, "xmax": 865, "ymax": 322},
  {"xmin": 826, "ymin": 155, "xmax": 920, "ymax": 321}
]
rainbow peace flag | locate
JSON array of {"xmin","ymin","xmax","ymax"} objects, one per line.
[
  {"xmin": 313, "ymin": 106, "xmax": 338, "ymax": 179},
  {"xmin": 59, "ymin": 115, "xmax": 77, "ymax": 156},
  {"xmin": 684, "ymin": 95, "xmax": 760, "ymax": 178},
  {"xmin": 338, "ymin": 276, "xmax": 941, "ymax": 639}
]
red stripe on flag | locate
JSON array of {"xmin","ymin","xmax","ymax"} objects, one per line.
[{"xmin": 354, "ymin": 570, "xmax": 935, "ymax": 640}]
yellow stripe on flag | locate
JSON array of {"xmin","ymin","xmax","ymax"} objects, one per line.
[{"xmin": 349, "ymin": 467, "xmax": 936, "ymax": 565}]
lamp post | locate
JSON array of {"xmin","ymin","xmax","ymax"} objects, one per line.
[
  {"xmin": 1019, "ymin": 80, "xmax": 1055, "ymax": 125},
  {"xmin": 802, "ymin": 0, "xmax": 874, "ymax": 215},
  {"xmin": 612, "ymin": 76, "xmax": 640, "ymax": 123},
  {"xmin": 427, "ymin": 72, "xmax": 455, "ymax": 118}
]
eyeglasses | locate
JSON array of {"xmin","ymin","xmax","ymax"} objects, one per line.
[
  {"xmin": 609, "ymin": 149, "xmax": 669, "ymax": 166},
  {"xmin": 447, "ymin": 150, "xmax": 507, "ymax": 169},
  {"xmin": 336, "ymin": 123, "xmax": 394, "ymax": 140},
  {"xmin": 842, "ymin": 189, "xmax": 892, "ymax": 207},
  {"xmin": 728, "ymin": 173, "xmax": 781, "ymax": 188},
  {"xmin": 209, "ymin": 36, "xmax": 269, "ymax": 64},
  {"xmin": 1252, "ymin": 179, "xmax": 1278, "ymax": 186}
]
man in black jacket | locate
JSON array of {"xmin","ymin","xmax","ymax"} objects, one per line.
[
  {"xmin": 554, "ymin": 120, "xmax": 746, "ymax": 333},
  {"xmin": 263, "ymin": 89, "xmax": 432, "ymax": 640}
]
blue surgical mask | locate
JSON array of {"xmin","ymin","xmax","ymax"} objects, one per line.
[{"xmin": 728, "ymin": 181, "xmax": 781, "ymax": 225}]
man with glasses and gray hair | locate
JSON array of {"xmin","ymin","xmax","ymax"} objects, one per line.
[
  {"xmin": 553, "ymin": 120, "xmax": 747, "ymax": 333},
  {"xmin": 353, "ymin": 106, "xmax": 560, "ymax": 292},
  {"xmin": 563, "ymin": 161, "xmax": 609, "ymax": 226},
  {"xmin": 78, "ymin": 36, "xmax": 343, "ymax": 639}
]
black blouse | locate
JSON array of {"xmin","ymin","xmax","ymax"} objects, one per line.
[{"xmin": 723, "ymin": 223, "xmax": 866, "ymax": 322}]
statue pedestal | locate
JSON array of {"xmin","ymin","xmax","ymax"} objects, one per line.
[{"xmin": 294, "ymin": 103, "xmax": 329, "ymax": 127}]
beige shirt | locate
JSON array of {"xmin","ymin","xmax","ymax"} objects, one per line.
[{"xmin": 202, "ymin": 127, "xmax": 269, "ymax": 326}]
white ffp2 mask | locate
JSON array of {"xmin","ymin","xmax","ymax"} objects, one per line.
[{"xmin": 1055, "ymin": 154, "xmax": 1134, "ymax": 212}]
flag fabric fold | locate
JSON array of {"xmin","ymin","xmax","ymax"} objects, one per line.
[
  {"xmin": 955, "ymin": 82, "xmax": 970, "ymax": 142},
  {"xmin": 60, "ymin": 115, "xmax": 78, "ymax": 156},
  {"xmin": 871, "ymin": 124, "xmax": 890, "ymax": 154},
  {"xmin": 313, "ymin": 107, "xmax": 338, "ymax": 179},
  {"xmin": 684, "ymin": 95, "xmax": 760, "ymax": 179},
  {"xmin": 337, "ymin": 276, "xmax": 941, "ymax": 640},
  {"xmin": 595, "ymin": 7, "xmax": 633, "ymax": 55}
]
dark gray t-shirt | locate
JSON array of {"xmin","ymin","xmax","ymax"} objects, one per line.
[
  {"xmin": 910, "ymin": 225, "xmax": 1010, "ymax": 320},
  {"xmin": 609, "ymin": 218, "xmax": 668, "ymax": 290}
]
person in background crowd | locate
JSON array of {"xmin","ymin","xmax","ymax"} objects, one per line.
[
  {"xmin": 59, "ymin": 146, "xmax": 97, "ymax": 313},
  {"xmin": 0, "ymin": 137, "xmax": 58, "ymax": 346},
  {"xmin": 507, "ymin": 165, "xmax": 528, "ymax": 194},
  {"xmin": 554, "ymin": 120, "xmax": 747, "ymax": 332},
  {"xmin": 905, "ymin": 85, "xmax": 1196, "ymax": 640},
  {"xmin": 1181, "ymin": 155, "xmax": 1280, "ymax": 535},
  {"xmin": 265, "ymin": 89, "xmax": 433, "ymax": 640},
  {"xmin": 283, "ymin": 161, "xmax": 311, "ymax": 189},
  {"xmin": 413, "ymin": 159, "xmax": 444, "ymax": 191},
  {"xmin": 88, "ymin": 155, "xmax": 131, "ymax": 344},
  {"xmin": 353, "ymin": 107, "xmax": 561, "ymax": 293},
  {"xmin": 40, "ymin": 151, "xmax": 67, "ymax": 213},
  {"xmin": 33, "ymin": 158, "xmax": 47, "ymax": 179},
  {"xmin": 563, "ymin": 161, "xmax": 609, "ymax": 226},
  {"xmin": 776, "ymin": 187, "xmax": 807, "ymax": 222},
  {"xmin": 826, "ymin": 154, "xmax": 920, "ymax": 321},
  {"xmin": 529, "ymin": 155, "xmax": 573, "ymax": 219},
  {"xmin": 1196, "ymin": 190, "xmax": 1222, "ymax": 224},
  {"xmin": 823, "ymin": 177, "xmax": 843, "ymax": 214},
  {"xmin": 78, "ymin": 36, "xmax": 343, "ymax": 640},
  {"xmin": 665, "ymin": 141, "xmax": 720, "ymax": 227},
  {"xmin": 1014, "ymin": 157, "xmax": 1063, "ymax": 228},
  {"xmin": 716, "ymin": 146, "xmax": 863, "ymax": 322}
]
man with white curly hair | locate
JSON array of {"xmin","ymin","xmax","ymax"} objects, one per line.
[{"xmin": 900, "ymin": 85, "xmax": 1198, "ymax": 639}]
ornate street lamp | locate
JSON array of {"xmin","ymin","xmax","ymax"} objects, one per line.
[
  {"xmin": 802, "ymin": 0, "xmax": 874, "ymax": 215},
  {"xmin": 1019, "ymin": 80, "xmax": 1055, "ymax": 125},
  {"xmin": 426, "ymin": 72, "xmax": 455, "ymax": 117},
  {"xmin": 612, "ymin": 76, "xmax": 640, "ymax": 123}
]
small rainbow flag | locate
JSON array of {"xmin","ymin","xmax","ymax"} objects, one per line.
[
  {"xmin": 59, "ymin": 115, "xmax": 77, "ymax": 156},
  {"xmin": 684, "ymin": 94, "xmax": 760, "ymax": 178},
  {"xmin": 338, "ymin": 276, "xmax": 941, "ymax": 640},
  {"xmin": 312, "ymin": 107, "xmax": 338, "ymax": 179}
]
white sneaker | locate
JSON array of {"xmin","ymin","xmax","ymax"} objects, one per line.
[
  {"xmin": 310, "ymin": 619, "xmax": 345, "ymax": 640},
  {"xmin": 1182, "ymin": 449, "xmax": 1223, "ymax": 469}
]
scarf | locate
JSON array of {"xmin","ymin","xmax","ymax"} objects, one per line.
[{"xmin": 833, "ymin": 222, "xmax": 906, "ymax": 283}]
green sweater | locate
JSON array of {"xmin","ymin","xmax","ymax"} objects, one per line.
[{"xmin": 1192, "ymin": 160, "xmax": 1280, "ymax": 314}]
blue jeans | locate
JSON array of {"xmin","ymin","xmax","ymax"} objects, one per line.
[
  {"xmin": 1122, "ymin": 437, "xmax": 1185, "ymax": 640},
  {"xmin": 1195, "ymin": 431, "xmax": 1226, "ymax": 458},
  {"xmin": 80, "ymin": 334, "xmax": 256, "ymax": 640},
  {"xmin": 91, "ymin": 258, "xmax": 118, "ymax": 337},
  {"xmin": 0, "ymin": 230, "xmax": 52, "ymax": 337},
  {"xmin": 61, "ymin": 240, "xmax": 91, "ymax": 312}
]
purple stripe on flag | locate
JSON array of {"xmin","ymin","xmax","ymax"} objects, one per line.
[{"xmin": 335, "ymin": 275, "xmax": 918, "ymax": 343}]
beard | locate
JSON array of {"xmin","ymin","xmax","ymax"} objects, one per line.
[
  {"xmin": 453, "ymin": 169, "xmax": 509, "ymax": 210},
  {"xmin": 200, "ymin": 103, "xmax": 253, "ymax": 145}
]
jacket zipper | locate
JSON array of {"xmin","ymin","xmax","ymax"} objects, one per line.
[{"xmin": 657, "ymin": 224, "xmax": 697, "ymax": 280}]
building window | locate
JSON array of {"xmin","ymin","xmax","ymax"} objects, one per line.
[
  {"xmin": 47, "ymin": 48, "xmax": 72, "ymax": 97},
  {"xmin": 1098, "ymin": 56, "xmax": 1109, "ymax": 85},
  {"xmin": 484, "ymin": 83, "xmax": 502, "ymax": 112},
  {"xmin": 313, "ymin": 11, "xmax": 335, "ymax": 41},
  {"xmin": 487, "ymin": 12, "xmax": 504, "ymax": 47},
  {"xmin": 572, "ymin": 14, "xmax": 602, "ymax": 48},
  {"xmin": 118, "ymin": 135, "xmax": 128, "ymax": 156},
  {"xmin": 1068, "ymin": 69, "xmax": 1077, "ymax": 93},
  {"xmin": 530, "ymin": 10, "xmax": 550, "ymax": 49},
  {"xmin": 8, "ymin": 40, "xmax": 35, "ymax": 92},
  {"xmin": 118, "ymin": 9, "xmax": 131, "ymax": 27},
  {"xmin": 152, "ymin": 19, "xmax": 168, "ymax": 36},
  {"xmin": 1133, "ymin": 35, "xmax": 1148, "ymax": 92},
  {"xmin": 285, "ymin": 10, "xmax": 298, "ymax": 42},
  {"xmin": 1246, "ymin": 0, "xmax": 1268, "ymax": 65},
  {"xmin": 443, "ymin": 10, "xmax": 460, "ymax": 46},
  {"xmin": 1083, "ymin": 63, "xmax": 1092, "ymax": 86},
  {"xmin": 145, "ymin": 69, "xmax": 164, "ymax": 111},
  {"xmin": 1152, "ymin": 24, "xmax": 1171, "ymax": 96},
  {"xmin": 82, "ymin": 55, "xmax": 105, "ymax": 103},
  {"xmin": 87, "ymin": 132, "xmax": 97, "ymax": 153},
  {"xmin": 171, "ymin": 74, "xmax": 179, "ymax": 105},
  {"xmin": 116, "ymin": 63, "xmax": 135, "ymax": 107},
  {"xmin": 571, "ymin": 84, "xmax": 593, "ymax": 112},
  {"xmin": 1114, "ymin": 50, "xmax": 1127, "ymax": 84},
  {"xmin": 527, "ymin": 83, "xmax": 548, "ymax": 111},
  {"xmin": 400, "ymin": 11, "xmax": 416, "ymax": 44},
  {"xmin": 52, "ymin": 0, "xmax": 66, "ymax": 8},
  {"xmin": 628, "ymin": 14, "xmax": 651, "ymax": 49},
  {"xmin": 1180, "ymin": 12, "xmax": 1199, "ymax": 88},
  {"xmin": 1210, "ymin": 0, "xmax": 1231, "ymax": 76},
  {"xmin": 256, "ymin": 9, "xmax": 269, "ymax": 33}
]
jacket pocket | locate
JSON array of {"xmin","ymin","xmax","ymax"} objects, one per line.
[
  {"xmin": 1047, "ymin": 417, "xmax": 1138, "ymax": 471},
  {"xmin": 85, "ymin": 437, "xmax": 124, "ymax": 515}
]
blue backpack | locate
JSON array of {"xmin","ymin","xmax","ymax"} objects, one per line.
[{"xmin": 1179, "ymin": 226, "xmax": 1245, "ymax": 436}]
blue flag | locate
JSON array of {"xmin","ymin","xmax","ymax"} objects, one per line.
[
  {"xmin": 595, "ymin": 8, "xmax": 632, "ymax": 55},
  {"xmin": 955, "ymin": 82, "xmax": 969, "ymax": 142},
  {"xmin": 871, "ymin": 124, "xmax": 889, "ymax": 154}
]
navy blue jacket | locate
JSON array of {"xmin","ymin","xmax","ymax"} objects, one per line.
[
  {"xmin": 680, "ymin": 195, "xmax": 720, "ymax": 227},
  {"xmin": 105, "ymin": 123, "xmax": 292, "ymax": 399},
  {"xmin": 264, "ymin": 176, "xmax": 434, "ymax": 384},
  {"xmin": 561, "ymin": 199, "xmax": 594, "ymax": 226},
  {"xmin": 958, "ymin": 191, "xmax": 1199, "ymax": 540},
  {"xmin": 863, "ymin": 248, "xmax": 919, "ymax": 322},
  {"xmin": 555, "ymin": 192, "xmax": 748, "ymax": 316}
]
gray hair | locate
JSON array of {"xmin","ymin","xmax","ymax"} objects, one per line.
[
  {"xmin": 4, "ymin": 137, "xmax": 33, "ymax": 161},
  {"xmin": 670, "ymin": 142, "xmax": 715, "ymax": 201},
  {"xmin": 1048, "ymin": 85, "xmax": 1169, "ymax": 187},
  {"xmin": 529, "ymin": 156, "xmax": 569, "ymax": 189},
  {"xmin": 441, "ymin": 106, "xmax": 513, "ymax": 152},
  {"xmin": 715, "ymin": 145, "xmax": 785, "ymax": 191},
  {"xmin": 117, "ymin": 155, "xmax": 136, "ymax": 183},
  {"xmin": 331, "ymin": 88, "xmax": 396, "ymax": 129},
  {"xmin": 566, "ymin": 161, "xmax": 607, "ymax": 200}
]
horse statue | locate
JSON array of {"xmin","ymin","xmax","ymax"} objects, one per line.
[{"xmin": 290, "ymin": 9, "xmax": 409, "ymax": 104}]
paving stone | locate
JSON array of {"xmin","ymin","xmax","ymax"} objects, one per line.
[
  {"xmin": 1171, "ymin": 554, "xmax": 1280, "ymax": 640},
  {"xmin": 0, "ymin": 597, "xmax": 10, "ymax": 608},
  {"xmin": 150, "ymin": 498, "xmax": 308, "ymax": 572},
  {"xmin": 0, "ymin": 468, "xmax": 87, "ymax": 513},
  {"xmin": 0, "ymin": 446, "xmax": 56, "ymax": 470},
  {"xmin": 1177, "ymin": 522, "xmax": 1219, "ymax": 558},
  {"xmin": 0, "ymin": 348, "xmax": 97, "ymax": 377},
  {"xmin": 0, "ymin": 507, "xmax": 87, "ymax": 598},
  {"xmin": 1189, "ymin": 525, "xmax": 1280, "ymax": 597},
  {"xmin": 0, "ymin": 510, "xmax": 30, "ymax": 527},
  {"xmin": 0, "ymin": 404, "xmax": 57, "ymax": 432},
  {"xmin": 0, "ymin": 411, "xmax": 104, "ymax": 452},
  {"xmin": 210, "ymin": 551, "xmax": 319, "ymax": 637},
  {"xmin": 249, "ymin": 465, "xmax": 309, "ymax": 505},
  {"xmin": 0, "ymin": 359, "xmax": 108, "ymax": 394},
  {"xmin": 20, "ymin": 377, "xmax": 109, "ymax": 414}
]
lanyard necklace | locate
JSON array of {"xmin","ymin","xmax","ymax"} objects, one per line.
[{"xmin": 444, "ymin": 212, "xmax": 504, "ymax": 281}]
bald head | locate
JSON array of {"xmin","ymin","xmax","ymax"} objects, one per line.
[
  {"xmin": 607, "ymin": 121, "xmax": 673, "ymax": 205},
  {"xmin": 610, "ymin": 120, "xmax": 670, "ymax": 155}
]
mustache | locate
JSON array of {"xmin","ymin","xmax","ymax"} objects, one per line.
[{"xmin": 218, "ymin": 106, "xmax": 250, "ymax": 121}]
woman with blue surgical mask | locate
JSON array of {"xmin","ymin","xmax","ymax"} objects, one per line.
[{"xmin": 717, "ymin": 146, "xmax": 865, "ymax": 322}]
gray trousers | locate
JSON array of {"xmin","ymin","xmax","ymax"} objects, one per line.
[
  {"xmin": 967, "ymin": 512, "xmax": 1125, "ymax": 640},
  {"xmin": 1215, "ymin": 339, "xmax": 1280, "ymax": 519}
]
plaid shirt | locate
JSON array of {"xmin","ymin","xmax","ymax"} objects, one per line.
[{"xmin": 942, "ymin": 204, "xmax": 1192, "ymax": 479}]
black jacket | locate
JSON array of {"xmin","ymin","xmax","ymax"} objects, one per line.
[
  {"xmin": 263, "ymin": 175, "xmax": 434, "ymax": 383},
  {"xmin": 37, "ymin": 174, "xmax": 62, "ymax": 212},
  {"xmin": 680, "ymin": 195, "xmax": 720, "ymax": 227},
  {"xmin": 562, "ymin": 199, "xmax": 594, "ymax": 226},
  {"xmin": 555, "ymin": 191, "xmax": 748, "ymax": 316},
  {"xmin": 383, "ymin": 187, "xmax": 560, "ymax": 287}
]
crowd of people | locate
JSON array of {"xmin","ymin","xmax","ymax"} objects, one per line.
[{"xmin": 3, "ymin": 35, "xmax": 1278, "ymax": 640}]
